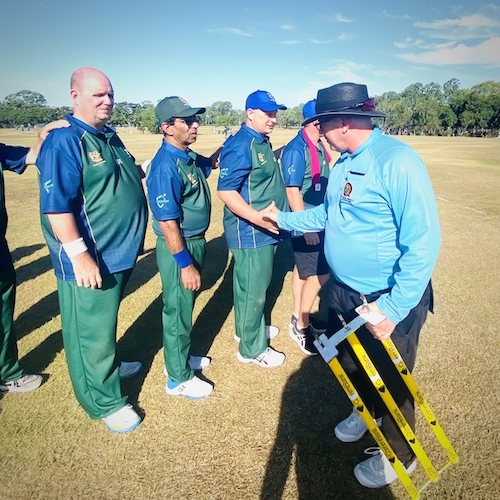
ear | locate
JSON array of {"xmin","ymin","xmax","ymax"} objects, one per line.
[
  {"xmin": 340, "ymin": 118, "xmax": 350, "ymax": 134},
  {"xmin": 70, "ymin": 89, "xmax": 79, "ymax": 104},
  {"xmin": 160, "ymin": 122, "xmax": 173, "ymax": 136},
  {"xmin": 246, "ymin": 109, "xmax": 254, "ymax": 122}
]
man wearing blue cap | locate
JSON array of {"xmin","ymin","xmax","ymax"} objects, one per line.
[
  {"xmin": 279, "ymin": 99, "xmax": 331, "ymax": 356},
  {"xmin": 217, "ymin": 90, "xmax": 288, "ymax": 367},
  {"xmin": 264, "ymin": 82, "xmax": 440, "ymax": 488}
]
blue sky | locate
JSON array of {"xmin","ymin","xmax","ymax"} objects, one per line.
[{"xmin": 1, "ymin": 0, "xmax": 499, "ymax": 109}]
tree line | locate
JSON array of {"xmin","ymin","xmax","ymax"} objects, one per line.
[{"xmin": 1, "ymin": 79, "xmax": 499, "ymax": 137}]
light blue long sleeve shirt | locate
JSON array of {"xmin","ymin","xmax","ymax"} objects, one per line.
[{"xmin": 277, "ymin": 127, "xmax": 440, "ymax": 324}]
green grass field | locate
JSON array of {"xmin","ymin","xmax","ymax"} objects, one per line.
[{"xmin": 1, "ymin": 126, "xmax": 499, "ymax": 499}]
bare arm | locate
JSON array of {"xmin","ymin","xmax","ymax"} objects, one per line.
[
  {"xmin": 158, "ymin": 219, "xmax": 200, "ymax": 291},
  {"xmin": 47, "ymin": 213, "xmax": 102, "ymax": 289},
  {"xmin": 286, "ymin": 186, "xmax": 304, "ymax": 212},
  {"xmin": 217, "ymin": 190, "xmax": 279, "ymax": 234}
]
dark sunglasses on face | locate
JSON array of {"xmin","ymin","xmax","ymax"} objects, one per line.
[{"xmin": 179, "ymin": 115, "xmax": 201, "ymax": 126}]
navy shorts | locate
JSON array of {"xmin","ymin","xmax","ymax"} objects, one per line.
[{"xmin": 291, "ymin": 232, "xmax": 330, "ymax": 279}]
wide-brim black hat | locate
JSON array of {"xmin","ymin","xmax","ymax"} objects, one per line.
[{"xmin": 306, "ymin": 83, "xmax": 386, "ymax": 123}]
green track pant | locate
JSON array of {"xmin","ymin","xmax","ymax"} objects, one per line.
[
  {"xmin": 156, "ymin": 235, "xmax": 206, "ymax": 384},
  {"xmin": 57, "ymin": 269, "xmax": 132, "ymax": 419},
  {"xmin": 231, "ymin": 244, "xmax": 276, "ymax": 359},
  {"xmin": 0, "ymin": 262, "xmax": 23, "ymax": 382}
]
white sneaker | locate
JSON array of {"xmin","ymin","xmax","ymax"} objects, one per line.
[
  {"xmin": 119, "ymin": 361, "xmax": 142, "ymax": 380},
  {"xmin": 354, "ymin": 447, "xmax": 417, "ymax": 488},
  {"xmin": 163, "ymin": 355, "xmax": 211, "ymax": 376},
  {"xmin": 101, "ymin": 404, "xmax": 141, "ymax": 432},
  {"xmin": 334, "ymin": 408, "xmax": 382, "ymax": 442},
  {"xmin": 165, "ymin": 375, "xmax": 213, "ymax": 399},
  {"xmin": 236, "ymin": 346, "xmax": 285, "ymax": 367},
  {"xmin": 0, "ymin": 374, "xmax": 42, "ymax": 392},
  {"xmin": 289, "ymin": 324, "xmax": 318, "ymax": 356},
  {"xmin": 234, "ymin": 325, "xmax": 279, "ymax": 343}
]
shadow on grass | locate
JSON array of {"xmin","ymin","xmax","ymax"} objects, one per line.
[
  {"xmin": 14, "ymin": 248, "xmax": 157, "ymax": 342},
  {"xmin": 15, "ymin": 254, "xmax": 53, "ymax": 286},
  {"xmin": 118, "ymin": 236, "xmax": 230, "ymax": 402},
  {"xmin": 10, "ymin": 244, "xmax": 45, "ymax": 263},
  {"xmin": 265, "ymin": 239, "xmax": 294, "ymax": 325},
  {"xmin": 117, "ymin": 295, "xmax": 164, "ymax": 406},
  {"xmin": 20, "ymin": 329, "xmax": 63, "ymax": 375},
  {"xmin": 261, "ymin": 355, "xmax": 395, "ymax": 500}
]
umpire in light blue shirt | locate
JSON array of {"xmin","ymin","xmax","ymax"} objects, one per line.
[{"xmin": 268, "ymin": 82, "xmax": 441, "ymax": 489}]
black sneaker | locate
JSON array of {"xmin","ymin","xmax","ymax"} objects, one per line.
[{"xmin": 289, "ymin": 323, "xmax": 318, "ymax": 356}]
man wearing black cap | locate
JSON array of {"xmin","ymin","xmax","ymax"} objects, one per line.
[
  {"xmin": 280, "ymin": 99, "xmax": 331, "ymax": 356},
  {"xmin": 146, "ymin": 96, "xmax": 219, "ymax": 399},
  {"xmin": 265, "ymin": 82, "xmax": 440, "ymax": 488},
  {"xmin": 217, "ymin": 90, "xmax": 288, "ymax": 368}
]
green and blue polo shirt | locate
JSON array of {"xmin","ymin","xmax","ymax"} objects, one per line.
[
  {"xmin": 37, "ymin": 114, "xmax": 148, "ymax": 280},
  {"xmin": 146, "ymin": 140, "xmax": 212, "ymax": 238},
  {"xmin": 217, "ymin": 124, "xmax": 288, "ymax": 248}
]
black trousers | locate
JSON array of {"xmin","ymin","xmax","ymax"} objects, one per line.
[{"xmin": 328, "ymin": 280, "xmax": 433, "ymax": 466}]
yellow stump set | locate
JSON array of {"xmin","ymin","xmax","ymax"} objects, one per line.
[{"xmin": 313, "ymin": 315, "xmax": 458, "ymax": 499}]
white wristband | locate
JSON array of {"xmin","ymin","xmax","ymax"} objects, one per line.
[{"xmin": 62, "ymin": 237, "xmax": 88, "ymax": 258}]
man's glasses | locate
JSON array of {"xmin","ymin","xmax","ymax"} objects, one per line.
[{"xmin": 177, "ymin": 115, "xmax": 201, "ymax": 126}]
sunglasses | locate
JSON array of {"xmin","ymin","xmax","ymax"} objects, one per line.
[{"xmin": 178, "ymin": 115, "xmax": 201, "ymax": 126}]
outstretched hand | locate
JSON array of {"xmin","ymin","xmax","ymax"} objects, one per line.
[{"xmin": 257, "ymin": 201, "xmax": 280, "ymax": 234}]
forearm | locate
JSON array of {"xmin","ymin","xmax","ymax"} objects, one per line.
[
  {"xmin": 217, "ymin": 190, "xmax": 260, "ymax": 224},
  {"xmin": 286, "ymin": 187, "xmax": 304, "ymax": 212},
  {"xmin": 376, "ymin": 237, "xmax": 440, "ymax": 324},
  {"xmin": 277, "ymin": 204, "xmax": 327, "ymax": 232},
  {"xmin": 158, "ymin": 219, "xmax": 186, "ymax": 254}
]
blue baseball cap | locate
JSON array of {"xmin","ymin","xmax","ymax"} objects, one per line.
[
  {"xmin": 245, "ymin": 90, "xmax": 287, "ymax": 111},
  {"xmin": 301, "ymin": 99, "xmax": 317, "ymax": 125}
]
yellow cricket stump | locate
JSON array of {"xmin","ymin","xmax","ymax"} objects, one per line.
[
  {"xmin": 313, "ymin": 313, "xmax": 458, "ymax": 498},
  {"xmin": 328, "ymin": 356, "xmax": 421, "ymax": 499},
  {"xmin": 382, "ymin": 337, "xmax": 459, "ymax": 465},
  {"xmin": 347, "ymin": 333, "xmax": 439, "ymax": 483}
]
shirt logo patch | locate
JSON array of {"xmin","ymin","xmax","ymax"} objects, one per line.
[
  {"xmin": 88, "ymin": 151, "xmax": 106, "ymax": 167},
  {"xmin": 219, "ymin": 167, "xmax": 228, "ymax": 179},
  {"xmin": 44, "ymin": 179, "xmax": 53, "ymax": 193},
  {"xmin": 258, "ymin": 152, "xmax": 267, "ymax": 165},
  {"xmin": 343, "ymin": 182, "xmax": 352, "ymax": 197},
  {"xmin": 156, "ymin": 193, "xmax": 169, "ymax": 208},
  {"xmin": 187, "ymin": 173, "xmax": 198, "ymax": 186},
  {"xmin": 288, "ymin": 165, "xmax": 295, "ymax": 175}
]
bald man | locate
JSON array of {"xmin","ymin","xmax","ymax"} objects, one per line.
[{"xmin": 36, "ymin": 67, "xmax": 148, "ymax": 432}]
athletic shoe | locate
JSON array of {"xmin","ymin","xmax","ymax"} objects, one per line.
[
  {"xmin": 335, "ymin": 408, "xmax": 382, "ymax": 442},
  {"xmin": 119, "ymin": 361, "xmax": 142, "ymax": 380},
  {"xmin": 289, "ymin": 314, "xmax": 298, "ymax": 330},
  {"xmin": 165, "ymin": 375, "xmax": 213, "ymax": 399},
  {"xmin": 0, "ymin": 374, "xmax": 42, "ymax": 393},
  {"xmin": 289, "ymin": 323, "xmax": 318, "ymax": 356},
  {"xmin": 234, "ymin": 325, "xmax": 279, "ymax": 343},
  {"xmin": 354, "ymin": 447, "xmax": 417, "ymax": 488},
  {"xmin": 163, "ymin": 355, "xmax": 211, "ymax": 376},
  {"xmin": 101, "ymin": 404, "xmax": 141, "ymax": 433},
  {"xmin": 236, "ymin": 346, "xmax": 285, "ymax": 367}
]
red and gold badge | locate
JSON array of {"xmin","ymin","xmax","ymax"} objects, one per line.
[
  {"xmin": 343, "ymin": 182, "xmax": 352, "ymax": 197},
  {"xmin": 88, "ymin": 151, "xmax": 103, "ymax": 163}
]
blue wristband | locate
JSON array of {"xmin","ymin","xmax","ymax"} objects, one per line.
[{"xmin": 172, "ymin": 248, "xmax": 192, "ymax": 268}]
